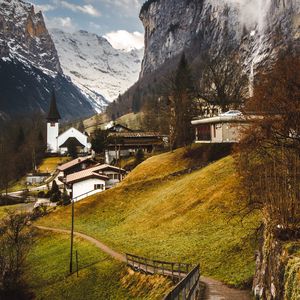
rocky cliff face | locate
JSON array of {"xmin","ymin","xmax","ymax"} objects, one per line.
[
  {"xmin": 0, "ymin": 0, "xmax": 61, "ymax": 73},
  {"xmin": 0, "ymin": 0, "xmax": 95, "ymax": 121},
  {"xmin": 139, "ymin": 0, "xmax": 300, "ymax": 78}
]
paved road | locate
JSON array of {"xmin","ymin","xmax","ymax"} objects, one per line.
[
  {"xmin": 36, "ymin": 226, "xmax": 252, "ymax": 300},
  {"xmin": 201, "ymin": 277, "xmax": 251, "ymax": 300}
]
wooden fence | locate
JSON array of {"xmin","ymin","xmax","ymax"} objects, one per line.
[{"xmin": 125, "ymin": 253, "xmax": 200, "ymax": 300}]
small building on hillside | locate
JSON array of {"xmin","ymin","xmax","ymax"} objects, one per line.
[
  {"xmin": 65, "ymin": 164, "xmax": 126, "ymax": 201},
  {"xmin": 66, "ymin": 169, "xmax": 108, "ymax": 201},
  {"xmin": 57, "ymin": 155, "xmax": 95, "ymax": 177},
  {"xmin": 46, "ymin": 91, "xmax": 91, "ymax": 154},
  {"xmin": 191, "ymin": 110, "xmax": 248, "ymax": 143},
  {"xmin": 26, "ymin": 173, "xmax": 50, "ymax": 185},
  {"xmin": 105, "ymin": 131, "xmax": 165, "ymax": 164}
]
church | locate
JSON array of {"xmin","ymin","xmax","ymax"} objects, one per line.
[{"xmin": 46, "ymin": 92, "xmax": 91, "ymax": 154}]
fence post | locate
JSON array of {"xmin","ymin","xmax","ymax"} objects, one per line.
[
  {"xmin": 171, "ymin": 263, "xmax": 174, "ymax": 282},
  {"xmin": 76, "ymin": 250, "xmax": 79, "ymax": 277},
  {"xmin": 178, "ymin": 263, "xmax": 181, "ymax": 281}
]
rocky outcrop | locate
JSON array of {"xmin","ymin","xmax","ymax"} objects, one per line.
[
  {"xmin": 139, "ymin": 0, "xmax": 300, "ymax": 78},
  {"xmin": 0, "ymin": 0, "xmax": 95, "ymax": 120},
  {"xmin": 253, "ymin": 225, "xmax": 300, "ymax": 300},
  {"xmin": 0, "ymin": 0, "xmax": 62, "ymax": 73}
]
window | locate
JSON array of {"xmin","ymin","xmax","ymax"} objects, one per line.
[
  {"xmin": 108, "ymin": 174, "xmax": 114, "ymax": 179},
  {"xmin": 113, "ymin": 174, "xmax": 119, "ymax": 180},
  {"xmin": 94, "ymin": 184, "xmax": 104, "ymax": 190}
]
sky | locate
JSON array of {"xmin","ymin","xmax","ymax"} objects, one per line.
[{"xmin": 30, "ymin": 0, "xmax": 145, "ymax": 51}]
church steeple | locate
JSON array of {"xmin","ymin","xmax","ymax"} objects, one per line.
[{"xmin": 47, "ymin": 91, "xmax": 61, "ymax": 122}]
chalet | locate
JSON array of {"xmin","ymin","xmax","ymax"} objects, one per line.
[
  {"xmin": 105, "ymin": 131, "xmax": 165, "ymax": 164},
  {"xmin": 65, "ymin": 164, "xmax": 126, "ymax": 201},
  {"xmin": 66, "ymin": 169, "xmax": 108, "ymax": 201},
  {"xmin": 57, "ymin": 155, "xmax": 95, "ymax": 177},
  {"xmin": 47, "ymin": 92, "xmax": 91, "ymax": 154},
  {"xmin": 191, "ymin": 110, "xmax": 248, "ymax": 143}
]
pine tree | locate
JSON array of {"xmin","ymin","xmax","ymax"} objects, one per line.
[{"xmin": 170, "ymin": 53, "xmax": 196, "ymax": 149}]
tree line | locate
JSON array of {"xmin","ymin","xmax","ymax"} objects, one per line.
[{"xmin": 0, "ymin": 114, "xmax": 46, "ymax": 194}]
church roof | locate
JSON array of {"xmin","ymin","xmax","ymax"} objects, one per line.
[{"xmin": 47, "ymin": 91, "xmax": 61, "ymax": 121}]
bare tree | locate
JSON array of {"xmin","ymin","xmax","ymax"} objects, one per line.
[
  {"xmin": 196, "ymin": 47, "xmax": 248, "ymax": 111},
  {"xmin": 0, "ymin": 211, "xmax": 34, "ymax": 299},
  {"xmin": 236, "ymin": 54, "xmax": 300, "ymax": 236}
]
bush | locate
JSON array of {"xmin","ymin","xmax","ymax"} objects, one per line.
[{"xmin": 37, "ymin": 191, "xmax": 45, "ymax": 198}]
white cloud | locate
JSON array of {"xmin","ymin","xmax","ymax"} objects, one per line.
[
  {"xmin": 211, "ymin": 0, "xmax": 272, "ymax": 31},
  {"xmin": 34, "ymin": 4, "xmax": 56, "ymax": 12},
  {"xmin": 104, "ymin": 30, "xmax": 144, "ymax": 51},
  {"xmin": 45, "ymin": 16, "xmax": 77, "ymax": 31},
  {"xmin": 53, "ymin": 0, "xmax": 101, "ymax": 17},
  {"xmin": 101, "ymin": 0, "xmax": 142, "ymax": 16}
]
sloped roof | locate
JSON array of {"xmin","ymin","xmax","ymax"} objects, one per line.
[
  {"xmin": 59, "ymin": 137, "xmax": 85, "ymax": 148},
  {"xmin": 47, "ymin": 91, "xmax": 61, "ymax": 121},
  {"xmin": 58, "ymin": 155, "xmax": 93, "ymax": 171},
  {"xmin": 66, "ymin": 169, "xmax": 109, "ymax": 184},
  {"xmin": 88, "ymin": 164, "xmax": 126, "ymax": 174}
]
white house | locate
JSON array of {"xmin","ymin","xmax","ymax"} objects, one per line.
[
  {"xmin": 66, "ymin": 169, "xmax": 108, "ymax": 201},
  {"xmin": 191, "ymin": 110, "xmax": 248, "ymax": 143},
  {"xmin": 46, "ymin": 92, "xmax": 91, "ymax": 154},
  {"xmin": 65, "ymin": 164, "xmax": 126, "ymax": 201}
]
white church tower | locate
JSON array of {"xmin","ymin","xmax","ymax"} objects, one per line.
[{"xmin": 47, "ymin": 91, "xmax": 61, "ymax": 153}]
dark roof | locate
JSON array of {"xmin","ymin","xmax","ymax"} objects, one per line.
[
  {"xmin": 108, "ymin": 132, "xmax": 161, "ymax": 138},
  {"xmin": 47, "ymin": 91, "xmax": 61, "ymax": 121},
  {"xmin": 59, "ymin": 137, "xmax": 85, "ymax": 148}
]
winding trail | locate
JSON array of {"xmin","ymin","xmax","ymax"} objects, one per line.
[{"xmin": 36, "ymin": 226, "xmax": 252, "ymax": 300}]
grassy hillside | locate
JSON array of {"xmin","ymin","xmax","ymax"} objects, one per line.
[
  {"xmin": 38, "ymin": 156, "xmax": 70, "ymax": 173},
  {"xmin": 26, "ymin": 230, "xmax": 171, "ymax": 299},
  {"xmin": 37, "ymin": 148, "xmax": 260, "ymax": 287}
]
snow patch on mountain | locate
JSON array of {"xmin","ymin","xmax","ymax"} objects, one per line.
[{"xmin": 50, "ymin": 29, "xmax": 143, "ymax": 112}]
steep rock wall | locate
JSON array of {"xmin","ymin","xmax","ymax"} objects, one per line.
[{"xmin": 139, "ymin": 0, "xmax": 300, "ymax": 78}]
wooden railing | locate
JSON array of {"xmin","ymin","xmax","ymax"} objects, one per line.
[
  {"xmin": 163, "ymin": 265, "xmax": 200, "ymax": 300},
  {"xmin": 126, "ymin": 253, "xmax": 192, "ymax": 282},
  {"xmin": 126, "ymin": 253, "xmax": 201, "ymax": 300}
]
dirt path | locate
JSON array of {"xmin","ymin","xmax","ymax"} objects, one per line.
[
  {"xmin": 201, "ymin": 277, "xmax": 252, "ymax": 300},
  {"xmin": 36, "ymin": 226, "xmax": 252, "ymax": 300},
  {"xmin": 35, "ymin": 226, "xmax": 126, "ymax": 262}
]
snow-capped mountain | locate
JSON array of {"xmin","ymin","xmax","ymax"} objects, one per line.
[
  {"xmin": 0, "ymin": 0, "xmax": 95, "ymax": 120},
  {"xmin": 50, "ymin": 29, "xmax": 144, "ymax": 112}
]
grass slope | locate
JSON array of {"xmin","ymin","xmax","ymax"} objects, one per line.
[
  {"xmin": 26, "ymin": 230, "xmax": 171, "ymax": 299},
  {"xmin": 37, "ymin": 149, "xmax": 260, "ymax": 287},
  {"xmin": 38, "ymin": 156, "xmax": 70, "ymax": 173}
]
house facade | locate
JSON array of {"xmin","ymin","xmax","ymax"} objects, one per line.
[
  {"xmin": 66, "ymin": 170, "xmax": 108, "ymax": 201},
  {"xmin": 105, "ymin": 131, "xmax": 165, "ymax": 164},
  {"xmin": 191, "ymin": 111, "xmax": 248, "ymax": 143},
  {"xmin": 65, "ymin": 164, "xmax": 126, "ymax": 201}
]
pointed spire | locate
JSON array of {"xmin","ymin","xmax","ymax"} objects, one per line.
[{"xmin": 47, "ymin": 90, "xmax": 61, "ymax": 121}]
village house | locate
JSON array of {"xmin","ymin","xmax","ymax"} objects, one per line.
[
  {"xmin": 105, "ymin": 130, "xmax": 166, "ymax": 164},
  {"xmin": 57, "ymin": 155, "xmax": 96, "ymax": 178},
  {"xmin": 47, "ymin": 92, "xmax": 91, "ymax": 154},
  {"xmin": 65, "ymin": 164, "xmax": 126, "ymax": 201},
  {"xmin": 191, "ymin": 110, "xmax": 249, "ymax": 143}
]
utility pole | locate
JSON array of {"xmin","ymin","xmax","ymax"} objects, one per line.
[{"xmin": 69, "ymin": 199, "xmax": 74, "ymax": 274}]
